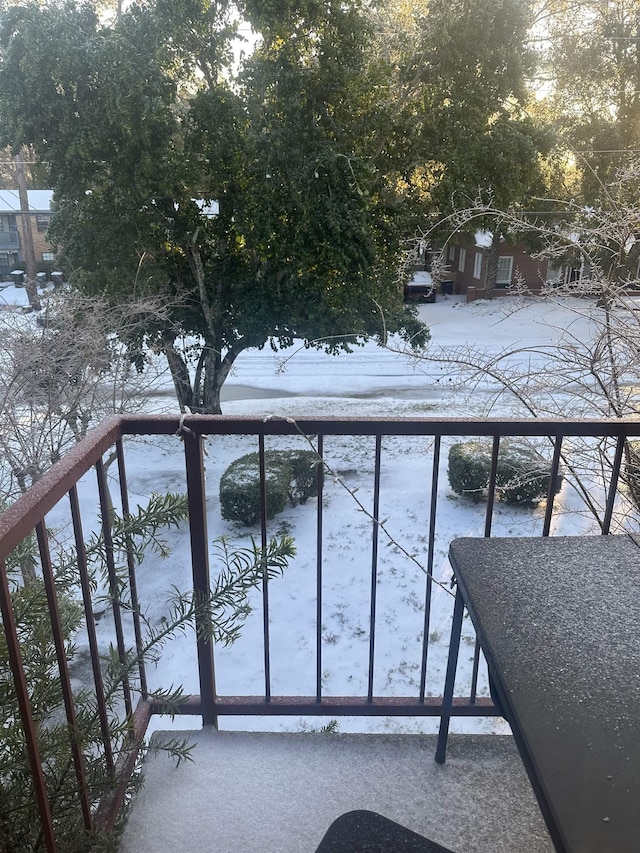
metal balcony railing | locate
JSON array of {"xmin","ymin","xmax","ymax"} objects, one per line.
[{"xmin": 2, "ymin": 413, "xmax": 640, "ymax": 850}]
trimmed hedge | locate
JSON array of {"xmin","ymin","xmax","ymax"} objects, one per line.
[
  {"xmin": 287, "ymin": 449, "xmax": 324, "ymax": 505},
  {"xmin": 220, "ymin": 449, "xmax": 323, "ymax": 525},
  {"xmin": 448, "ymin": 440, "xmax": 563, "ymax": 507}
]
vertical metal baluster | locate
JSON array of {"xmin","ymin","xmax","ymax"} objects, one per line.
[
  {"xmin": 470, "ymin": 435, "xmax": 501, "ymax": 703},
  {"xmin": 603, "ymin": 435, "xmax": 625, "ymax": 535},
  {"xmin": 95, "ymin": 457, "xmax": 132, "ymax": 717},
  {"xmin": 484, "ymin": 435, "xmax": 500, "ymax": 539},
  {"xmin": 0, "ymin": 557, "xmax": 57, "ymax": 852},
  {"xmin": 367, "ymin": 435, "xmax": 382, "ymax": 703},
  {"xmin": 183, "ymin": 429, "xmax": 217, "ymax": 726},
  {"xmin": 69, "ymin": 485, "xmax": 114, "ymax": 773},
  {"xmin": 316, "ymin": 434, "xmax": 324, "ymax": 703},
  {"xmin": 36, "ymin": 519, "xmax": 94, "ymax": 832},
  {"xmin": 115, "ymin": 439, "xmax": 148, "ymax": 696},
  {"xmin": 470, "ymin": 642, "xmax": 481, "ymax": 705},
  {"xmin": 259, "ymin": 435, "xmax": 271, "ymax": 702},
  {"xmin": 435, "ymin": 585, "xmax": 465, "ymax": 764},
  {"xmin": 419, "ymin": 435, "xmax": 441, "ymax": 703},
  {"xmin": 542, "ymin": 435, "xmax": 563, "ymax": 537}
]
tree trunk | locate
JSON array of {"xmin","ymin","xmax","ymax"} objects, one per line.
[
  {"xmin": 199, "ymin": 347, "xmax": 221, "ymax": 414},
  {"xmin": 204, "ymin": 375, "xmax": 223, "ymax": 415},
  {"xmin": 162, "ymin": 330, "xmax": 246, "ymax": 415},
  {"xmin": 163, "ymin": 340, "xmax": 195, "ymax": 412}
]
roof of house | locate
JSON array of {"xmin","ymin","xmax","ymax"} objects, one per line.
[
  {"xmin": 0, "ymin": 189, "xmax": 53, "ymax": 213},
  {"xmin": 475, "ymin": 230, "xmax": 493, "ymax": 248}
]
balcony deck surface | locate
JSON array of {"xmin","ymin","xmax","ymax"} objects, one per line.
[{"xmin": 119, "ymin": 729, "xmax": 554, "ymax": 852}]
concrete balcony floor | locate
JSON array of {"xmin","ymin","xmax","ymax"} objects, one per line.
[{"xmin": 119, "ymin": 729, "xmax": 554, "ymax": 852}]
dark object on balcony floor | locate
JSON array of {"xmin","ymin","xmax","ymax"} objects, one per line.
[{"xmin": 315, "ymin": 810, "xmax": 455, "ymax": 852}]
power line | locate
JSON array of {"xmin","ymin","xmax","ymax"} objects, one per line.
[{"xmin": 574, "ymin": 149, "xmax": 640, "ymax": 154}]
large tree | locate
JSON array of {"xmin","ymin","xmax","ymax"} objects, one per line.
[
  {"xmin": 541, "ymin": 0, "xmax": 640, "ymax": 199},
  {"xmin": 376, "ymin": 0, "xmax": 551, "ymax": 286},
  {"xmin": 418, "ymin": 0, "xmax": 543, "ymax": 203},
  {"xmin": 0, "ymin": 0, "xmax": 428, "ymax": 414}
]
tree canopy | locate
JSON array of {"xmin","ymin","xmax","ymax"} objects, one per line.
[
  {"xmin": 0, "ymin": 0, "xmax": 431, "ymax": 413},
  {"xmin": 540, "ymin": 0, "xmax": 640, "ymax": 199},
  {"xmin": 0, "ymin": 0, "xmax": 576, "ymax": 414}
]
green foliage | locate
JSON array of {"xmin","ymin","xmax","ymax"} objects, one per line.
[
  {"xmin": 0, "ymin": 490, "xmax": 294, "ymax": 850},
  {"xmin": 412, "ymin": 0, "xmax": 547, "ymax": 217},
  {"xmin": 542, "ymin": 0, "xmax": 640, "ymax": 199},
  {"xmin": 219, "ymin": 449, "xmax": 323, "ymax": 525},
  {"xmin": 0, "ymin": 0, "xmax": 429, "ymax": 415},
  {"xmin": 205, "ymin": 535, "xmax": 295, "ymax": 646},
  {"xmin": 448, "ymin": 440, "xmax": 563, "ymax": 508},
  {"xmin": 219, "ymin": 452, "xmax": 290, "ymax": 525},
  {"xmin": 448, "ymin": 441, "xmax": 492, "ymax": 504},
  {"xmin": 288, "ymin": 449, "xmax": 324, "ymax": 506}
]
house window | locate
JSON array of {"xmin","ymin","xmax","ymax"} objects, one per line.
[
  {"xmin": 448, "ymin": 245, "xmax": 456, "ymax": 261},
  {"xmin": 42, "ymin": 252, "xmax": 55, "ymax": 262},
  {"xmin": 36, "ymin": 214, "xmax": 51, "ymax": 233},
  {"xmin": 496, "ymin": 256, "xmax": 514, "ymax": 286},
  {"xmin": 473, "ymin": 252, "xmax": 483, "ymax": 279},
  {"xmin": 458, "ymin": 247, "xmax": 466, "ymax": 273}
]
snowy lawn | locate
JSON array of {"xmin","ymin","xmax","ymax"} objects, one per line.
[{"xmin": 46, "ymin": 294, "xmax": 629, "ymax": 736}]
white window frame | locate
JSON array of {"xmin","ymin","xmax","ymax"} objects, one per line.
[
  {"xmin": 496, "ymin": 256, "xmax": 513, "ymax": 285},
  {"xmin": 448, "ymin": 245, "xmax": 456, "ymax": 261},
  {"xmin": 458, "ymin": 247, "xmax": 466, "ymax": 273},
  {"xmin": 42, "ymin": 252, "xmax": 55, "ymax": 261},
  {"xmin": 473, "ymin": 252, "xmax": 483, "ymax": 279},
  {"xmin": 36, "ymin": 214, "xmax": 51, "ymax": 233}
]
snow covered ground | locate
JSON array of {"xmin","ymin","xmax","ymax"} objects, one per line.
[{"xmin": 42, "ymin": 292, "xmax": 617, "ymax": 737}]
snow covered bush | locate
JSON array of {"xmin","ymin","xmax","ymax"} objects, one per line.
[
  {"xmin": 287, "ymin": 450, "xmax": 324, "ymax": 506},
  {"xmin": 447, "ymin": 441, "xmax": 491, "ymax": 504},
  {"xmin": 448, "ymin": 440, "xmax": 562, "ymax": 507},
  {"xmin": 220, "ymin": 450, "xmax": 322, "ymax": 525},
  {"xmin": 220, "ymin": 452, "xmax": 290, "ymax": 525}
]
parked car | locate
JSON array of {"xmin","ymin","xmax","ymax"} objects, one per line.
[{"xmin": 404, "ymin": 271, "xmax": 436, "ymax": 303}]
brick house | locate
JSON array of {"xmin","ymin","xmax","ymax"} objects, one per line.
[
  {"xmin": 440, "ymin": 231, "xmax": 554, "ymax": 300},
  {"xmin": 0, "ymin": 189, "xmax": 54, "ymax": 280}
]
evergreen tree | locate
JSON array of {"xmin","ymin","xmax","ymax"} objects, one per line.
[
  {"xmin": 542, "ymin": 0, "xmax": 640, "ymax": 199},
  {"xmin": 0, "ymin": 0, "xmax": 428, "ymax": 415}
]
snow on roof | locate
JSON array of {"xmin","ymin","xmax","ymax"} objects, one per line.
[
  {"xmin": 475, "ymin": 230, "xmax": 493, "ymax": 248},
  {"xmin": 0, "ymin": 189, "xmax": 53, "ymax": 213}
]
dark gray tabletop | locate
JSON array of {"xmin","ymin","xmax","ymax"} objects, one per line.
[{"xmin": 449, "ymin": 535, "xmax": 640, "ymax": 853}]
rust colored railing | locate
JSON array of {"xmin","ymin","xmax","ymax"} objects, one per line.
[{"xmin": 1, "ymin": 414, "xmax": 640, "ymax": 850}]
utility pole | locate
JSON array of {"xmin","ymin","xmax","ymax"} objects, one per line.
[{"xmin": 14, "ymin": 148, "xmax": 41, "ymax": 311}]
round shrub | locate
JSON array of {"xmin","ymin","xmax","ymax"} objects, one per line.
[
  {"xmin": 448, "ymin": 440, "xmax": 563, "ymax": 508},
  {"xmin": 447, "ymin": 441, "xmax": 491, "ymax": 503},
  {"xmin": 288, "ymin": 449, "xmax": 324, "ymax": 505},
  {"xmin": 497, "ymin": 443, "xmax": 563, "ymax": 506},
  {"xmin": 220, "ymin": 449, "xmax": 324, "ymax": 525},
  {"xmin": 220, "ymin": 452, "xmax": 291, "ymax": 525}
]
